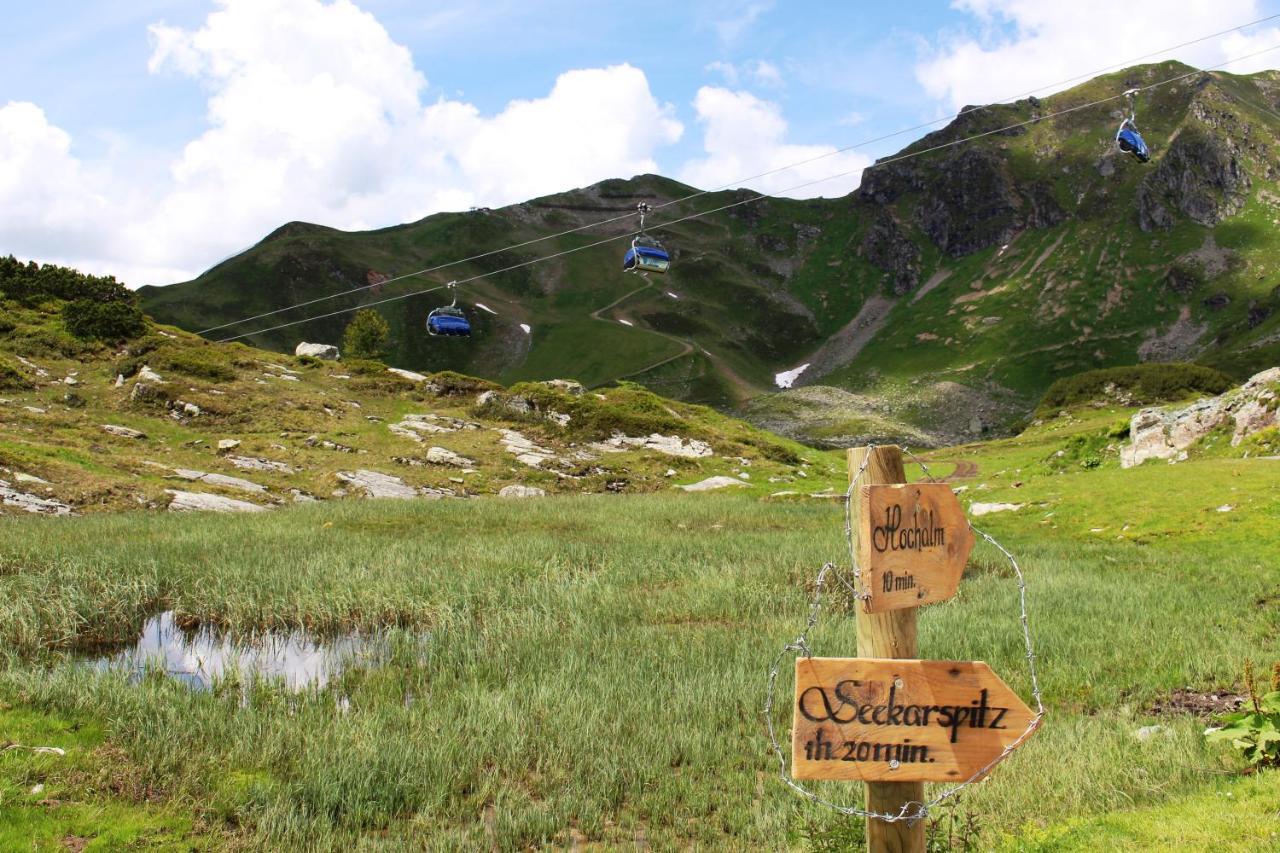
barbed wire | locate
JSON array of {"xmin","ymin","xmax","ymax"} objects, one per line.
[{"xmin": 762, "ymin": 445, "xmax": 1045, "ymax": 824}]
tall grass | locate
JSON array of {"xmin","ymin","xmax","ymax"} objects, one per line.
[{"xmin": 1, "ymin": 487, "xmax": 1272, "ymax": 849}]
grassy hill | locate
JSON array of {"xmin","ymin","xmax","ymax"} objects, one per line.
[
  {"xmin": 141, "ymin": 62, "xmax": 1280, "ymax": 445},
  {"xmin": 0, "ymin": 259, "xmax": 821, "ymax": 518}
]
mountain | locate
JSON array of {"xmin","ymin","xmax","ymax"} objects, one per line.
[{"xmin": 140, "ymin": 62, "xmax": 1280, "ymax": 445}]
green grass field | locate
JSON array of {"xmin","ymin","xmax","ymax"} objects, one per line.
[{"xmin": 2, "ymin": 404, "xmax": 1278, "ymax": 849}]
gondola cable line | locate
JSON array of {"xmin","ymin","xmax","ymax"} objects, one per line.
[
  {"xmin": 215, "ymin": 41, "xmax": 1280, "ymax": 345},
  {"xmin": 195, "ymin": 13, "xmax": 1280, "ymax": 338}
]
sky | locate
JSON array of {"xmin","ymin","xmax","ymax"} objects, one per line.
[{"xmin": 4, "ymin": 0, "xmax": 1280, "ymax": 287}]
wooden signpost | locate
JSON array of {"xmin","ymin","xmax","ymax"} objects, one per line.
[
  {"xmin": 857, "ymin": 483, "xmax": 975, "ymax": 613},
  {"xmin": 791, "ymin": 658, "xmax": 1036, "ymax": 783},
  {"xmin": 785, "ymin": 446, "xmax": 1039, "ymax": 853}
]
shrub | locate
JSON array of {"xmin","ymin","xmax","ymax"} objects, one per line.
[
  {"xmin": 63, "ymin": 297, "xmax": 146, "ymax": 342},
  {"xmin": 343, "ymin": 309, "xmax": 390, "ymax": 360},
  {"xmin": 0, "ymin": 255, "xmax": 134, "ymax": 305},
  {"xmin": 430, "ymin": 370, "xmax": 500, "ymax": 397},
  {"xmin": 1037, "ymin": 363, "xmax": 1233, "ymax": 413}
]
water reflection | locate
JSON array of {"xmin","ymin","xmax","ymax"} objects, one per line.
[{"xmin": 94, "ymin": 611, "xmax": 379, "ymax": 691}]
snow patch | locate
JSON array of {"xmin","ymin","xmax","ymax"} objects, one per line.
[
  {"xmin": 666, "ymin": 291, "xmax": 679, "ymax": 299},
  {"xmin": 519, "ymin": 324, "xmax": 531, "ymax": 334},
  {"xmin": 618, "ymin": 319, "xmax": 634, "ymax": 327},
  {"xmin": 774, "ymin": 363, "xmax": 811, "ymax": 389},
  {"xmin": 474, "ymin": 302, "xmax": 498, "ymax": 315}
]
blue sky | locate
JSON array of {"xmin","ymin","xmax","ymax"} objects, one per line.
[{"xmin": 4, "ymin": 1, "xmax": 1280, "ymax": 285}]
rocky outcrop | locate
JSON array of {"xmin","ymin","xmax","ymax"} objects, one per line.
[
  {"xmin": 860, "ymin": 214, "xmax": 921, "ymax": 295},
  {"xmin": 335, "ymin": 470, "xmax": 418, "ymax": 499},
  {"xmin": 859, "ymin": 146, "xmax": 1064, "ymax": 259},
  {"xmin": 166, "ymin": 490, "xmax": 266, "ymax": 513},
  {"xmin": 1121, "ymin": 367, "xmax": 1279, "ymax": 467},
  {"xmin": 296, "ymin": 342, "xmax": 340, "ymax": 360},
  {"xmin": 425, "ymin": 447, "xmax": 475, "ymax": 468},
  {"xmin": 1138, "ymin": 126, "xmax": 1251, "ymax": 231},
  {"xmin": 0, "ymin": 479, "xmax": 72, "ymax": 515},
  {"xmin": 591, "ymin": 434, "xmax": 713, "ymax": 458}
]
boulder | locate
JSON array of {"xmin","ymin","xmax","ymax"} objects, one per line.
[
  {"xmin": 166, "ymin": 490, "xmax": 266, "ymax": 513},
  {"xmin": 426, "ymin": 447, "xmax": 476, "ymax": 467},
  {"xmin": 678, "ymin": 476, "xmax": 749, "ymax": 492},
  {"xmin": 226, "ymin": 456, "xmax": 297, "ymax": 474},
  {"xmin": 102, "ymin": 424, "xmax": 146, "ymax": 439},
  {"xmin": 295, "ymin": 342, "xmax": 340, "ymax": 360},
  {"xmin": 1120, "ymin": 367, "xmax": 1279, "ymax": 467},
  {"xmin": 217, "ymin": 439, "xmax": 241, "ymax": 452},
  {"xmin": 594, "ymin": 434, "xmax": 714, "ymax": 458},
  {"xmin": 969, "ymin": 502, "xmax": 1023, "ymax": 516},
  {"xmin": 335, "ymin": 470, "xmax": 418, "ymax": 499},
  {"xmin": 499, "ymin": 485, "xmax": 546, "ymax": 498},
  {"xmin": 137, "ymin": 365, "xmax": 165, "ymax": 384},
  {"xmin": 387, "ymin": 367, "xmax": 428, "ymax": 382}
]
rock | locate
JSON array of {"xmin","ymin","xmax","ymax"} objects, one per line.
[
  {"xmin": 217, "ymin": 439, "xmax": 241, "ymax": 452},
  {"xmin": 389, "ymin": 414, "xmax": 463, "ymax": 442},
  {"xmin": 387, "ymin": 367, "xmax": 428, "ymax": 382},
  {"xmin": 295, "ymin": 342, "xmax": 340, "ymax": 360},
  {"xmin": 426, "ymin": 447, "xmax": 476, "ymax": 467},
  {"xmin": 137, "ymin": 366, "xmax": 165, "ymax": 384},
  {"xmin": 476, "ymin": 390, "xmax": 499, "ymax": 407},
  {"xmin": 114, "ymin": 374, "xmax": 125, "ymax": 388},
  {"xmin": 664, "ymin": 469, "xmax": 677, "ymax": 477},
  {"xmin": 593, "ymin": 434, "xmax": 714, "ymax": 458},
  {"xmin": 290, "ymin": 489, "xmax": 318, "ymax": 503},
  {"xmin": 1134, "ymin": 725, "xmax": 1168, "ymax": 742},
  {"xmin": 335, "ymin": 470, "xmax": 418, "ymax": 499},
  {"xmin": 169, "ymin": 468, "xmax": 266, "ymax": 494},
  {"xmin": 860, "ymin": 213, "xmax": 921, "ymax": 294},
  {"xmin": 540, "ymin": 379, "xmax": 586, "ymax": 396},
  {"xmin": 678, "ymin": 476, "xmax": 750, "ymax": 492},
  {"xmin": 1137, "ymin": 124, "xmax": 1250, "ymax": 232},
  {"xmin": 1120, "ymin": 367, "xmax": 1280, "ymax": 467},
  {"xmin": 23, "ymin": 406, "xmax": 46, "ymax": 414},
  {"xmin": 0, "ymin": 479, "xmax": 72, "ymax": 515},
  {"xmin": 1216, "ymin": 504, "xmax": 1234, "ymax": 513},
  {"xmin": 226, "ymin": 456, "xmax": 297, "ymax": 474},
  {"xmin": 166, "ymin": 490, "xmax": 266, "ymax": 513},
  {"xmin": 499, "ymin": 485, "xmax": 546, "ymax": 498},
  {"xmin": 498, "ymin": 429, "xmax": 557, "ymax": 467},
  {"xmin": 63, "ymin": 376, "xmax": 77, "ymax": 386},
  {"xmin": 130, "ymin": 380, "xmax": 165, "ymax": 402},
  {"xmin": 102, "ymin": 424, "xmax": 146, "ymax": 439},
  {"xmin": 969, "ymin": 502, "xmax": 1023, "ymax": 516}
]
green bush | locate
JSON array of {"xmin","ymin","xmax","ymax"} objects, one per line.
[
  {"xmin": 343, "ymin": 309, "xmax": 390, "ymax": 360},
  {"xmin": 1037, "ymin": 363, "xmax": 1233, "ymax": 413},
  {"xmin": 63, "ymin": 298, "xmax": 146, "ymax": 342},
  {"xmin": 428, "ymin": 370, "xmax": 501, "ymax": 397},
  {"xmin": 0, "ymin": 255, "xmax": 133, "ymax": 305}
]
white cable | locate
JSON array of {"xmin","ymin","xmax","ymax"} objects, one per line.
[{"xmin": 197, "ymin": 14, "xmax": 1280, "ymax": 337}]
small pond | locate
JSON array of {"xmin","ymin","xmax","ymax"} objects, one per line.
[{"xmin": 91, "ymin": 611, "xmax": 384, "ymax": 691}]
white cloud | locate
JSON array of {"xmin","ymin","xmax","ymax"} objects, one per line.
[
  {"xmin": 711, "ymin": 1, "xmax": 775, "ymax": 43},
  {"xmin": 706, "ymin": 58, "xmax": 783, "ymax": 88},
  {"xmin": 917, "ymin": 0, "xmax": 1280, "ymax": 111},
  {"xmin": 679, "ymin": 86, "xmax": 870, "ymax": 198},
  {"xmin": 2, "ymin": 0, "xmax": 682, "ymax": 286}
]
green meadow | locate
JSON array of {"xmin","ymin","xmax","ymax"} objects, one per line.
[{"xmin": 2, "ymin": 405, "xmax": 1278, "ymax": 850}]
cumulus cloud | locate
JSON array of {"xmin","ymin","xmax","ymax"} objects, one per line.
[
  {"xmin": 1, "ymin": 0, "xmax": 682, "ymax": 285},
  {"xmin": 679, "ymin": 86, "xmax": 870, "ymax": 198},
  {"xmin": 917, "ymin": 0, "xmax": 1280, "ymax": 111}
]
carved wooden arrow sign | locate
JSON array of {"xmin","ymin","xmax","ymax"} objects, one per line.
[
  {"xmin": 792, "ymin": 658, "xmax": 1038, "ymax": 783},
  {"xmin": 858, "ymin": 483, "xmax": 975, "ymax": 613}
]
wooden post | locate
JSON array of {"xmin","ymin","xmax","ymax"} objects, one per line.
[{"xmin": 848, "ymin": 445, "xmax": 925, "ymax": 853}]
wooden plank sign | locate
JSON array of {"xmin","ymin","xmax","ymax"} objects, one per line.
[
  {"xmin": 858, "ymin": 483, "xmax": 975, "ymax": 612},
  {"xmin": 791, "ymin": 657, "xmax": 1037, "ymax": 783}
]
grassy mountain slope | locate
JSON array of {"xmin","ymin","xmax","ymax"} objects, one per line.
[
  {"xmin": 0, "ymin": 264, "xmax": 821, "ymax": 517},
  {"xmin": 142, "ymin": 63, "xmax": 1280, "ymax": 444}
]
